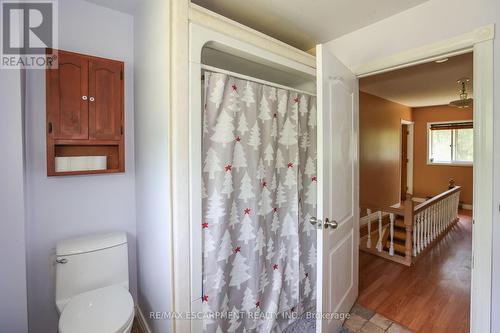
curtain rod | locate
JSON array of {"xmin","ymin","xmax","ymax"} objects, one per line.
[{"xmin": 201, "ymin": 64, "xmax": 316, "ymax": 97}]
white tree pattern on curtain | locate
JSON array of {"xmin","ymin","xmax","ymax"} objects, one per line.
[{"xmin": 202, "ymin": 71, "xmax": 317, "ymax": 333}]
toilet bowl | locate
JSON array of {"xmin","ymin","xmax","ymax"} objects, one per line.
[
  {"xmin": 58, "ymin": 285, "xmax": 134, "ymax": 333},
  {"xmin": 54, "ymin": 232, "xmax": 133, "ymax": 333}
]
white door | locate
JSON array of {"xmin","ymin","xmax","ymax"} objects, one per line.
[{"xmin": 315, "ymin": 44, "xmax": 359, "ymax": 332}]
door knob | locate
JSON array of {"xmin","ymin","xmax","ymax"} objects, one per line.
[
  {"xmin": 324, "ymin": 218, "xmax": 338, "ymax": 229},
  {"xmin": 309, "ymin": 216, "xmax": 322, "ymax": 228}
]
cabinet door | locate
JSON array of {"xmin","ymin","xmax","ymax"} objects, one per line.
[
  {"xmin": 88, "ymin": 59, "xmax": 123, "ymax": 141},
  {"xmin": 47, "ymin": 51, "xmax": 89, "ymax": 139}
]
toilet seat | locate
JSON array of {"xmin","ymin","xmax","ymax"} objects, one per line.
[{"xmin": 59, "ymin": 285, "xmax": 134, "ymax": 333}]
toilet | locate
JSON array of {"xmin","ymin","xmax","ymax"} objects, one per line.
[{"xmin": 55, "ymin": 232, "xmax": 134, "ymax": 333}]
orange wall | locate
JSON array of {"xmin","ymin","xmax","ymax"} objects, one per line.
[
  {"xmin": 412, "ymin": 105, "xmax": 473, "ymax": 204},
  {"xmin": 359, "ymin": 92, "xmax": 412, "ymax": 208}
]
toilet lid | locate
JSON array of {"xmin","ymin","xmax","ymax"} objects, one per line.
[{"xmin": 59, "ymin": 286, "xmax": 134, "ymax": 333}]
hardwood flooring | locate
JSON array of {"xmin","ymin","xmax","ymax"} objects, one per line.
[{"xmin": 357, "ymin": 211, "xmax": 472, "ymax": 333}]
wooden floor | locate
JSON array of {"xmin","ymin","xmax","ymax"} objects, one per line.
[{"xmin": 358, "ymin": 210, "xmax": 472, "ymax": 333}]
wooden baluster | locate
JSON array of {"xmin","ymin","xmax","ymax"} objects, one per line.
[
  {"xmin": 367, "ymin": 209, "xmax": 372, "ymax": 248},
  {"xmin": 376, "ymin": 211, "xmax": 383, "ymax": 252},
  {"xmin": 446, "ymin": 197, "xmax": 453, "ymax": 227},
  {"xmin": 433, "ymin": 204, "xmax": 437, "ymax": 240},
  {"xmin": 420, "ymin": 211, "xmax": 424, "ymax": 252},
  {"xmin": 430, "ymin": 204, "xmax": 434, "ymax": 242},
  {"xmin": 424, "ymin": 207, "xmax": 428, "ymax": 247},
  {"xmin": 434, "ymin": 205, "xmax": 439, "ymax": 239},
  {"xmin": 443, "ymin": 199, "xmax": 450, "ymax": 229},
  {"xmin": 416, "ymin": 213, "xmax": 421, "ymax": 254},
  {"xmin": 412, "ymin": 215, "xmax": 417, "ymax": 257},
  {"xmin": 389, "ymin": 213, "xmax": 395, "ymax": 256},
  {"xmin": 439, "ymin": 201, "xmax": 443, "ymax": 234},
  {"xmin": 427, "ymin": 206, "xmax": 432, "ymax": 245},
  {"xmin": 404, "ymin": 198, "xmax": 414, "ymax": 264}
]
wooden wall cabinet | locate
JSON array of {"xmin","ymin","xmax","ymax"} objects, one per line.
[{"xmin": 46, "ymin": 49, "xmax": 125, "ymax": 176}]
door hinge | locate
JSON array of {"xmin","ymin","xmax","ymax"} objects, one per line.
[
  {"xmin": 120, "ymin": 70, "xmax": 123, "ymax": 80},
  {"xmin": 48, "ymin": 122, "xmax": 53, "ymax": 134},
  {"xmin": 121, "ymin": 126, "xmax": 124, "ymax": 135}
]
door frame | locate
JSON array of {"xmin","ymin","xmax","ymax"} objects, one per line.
[
  {"xmin": 353, "ymin": 24, "xmax": 494, "ymax": 333},
  {"xmin": 170, "ymin": 4, "xmax": 317, "ymax": 332},
  {"xmin": 400, "ymin": 120, "xmax": 414, "ymax": 199}
]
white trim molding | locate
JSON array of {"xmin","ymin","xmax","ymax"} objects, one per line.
[
  {"xmin": 189, "ymin": 3, "xmax": 315, "ymax": 68},
  {"xmin": 170, "ymin": 5, "xmax": 317, "ymax": 331},
  {"xmin": 354, "ymin": 24, "xmax": 494, "ymax": 77},
  {"xmin": 470, "ymin": 38, "xmax": 494, "ymax": 333}
]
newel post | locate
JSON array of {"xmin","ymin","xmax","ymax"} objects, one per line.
[{"xmin": 404, "ymin": 198, "xmax": 415, "ymax": 265}]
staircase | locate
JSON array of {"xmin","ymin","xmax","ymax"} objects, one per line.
[
  {"xmin": 359, "ymin": 186, "xmax": 462, "ymax": 266},
  {"xmin": 383, "ymin": 217, "xmax": 405, "ymax": 256}
]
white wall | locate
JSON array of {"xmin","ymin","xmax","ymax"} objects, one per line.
[
  {"xmin": 325, "ymin": 0, "xmax": 500, "ymax": 330},
  {"xmin": 0, "ymin": 70, "xmax": 29, "ymax": 333},
  {"xmin": 133, "ymin": 0, "xmax": 172, "ymax": 332},
  {"xmin": 24, "ymin": 1, "xmax": 136, "ymax": 332}
]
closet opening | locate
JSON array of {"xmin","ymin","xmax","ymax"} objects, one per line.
[{"xmin": 198, "ymin": 41, "xmax": 318, "ymax": 332}]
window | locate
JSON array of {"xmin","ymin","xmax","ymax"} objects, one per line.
[{"xmin": 428, "ymin": 121, "xmax": 473, "ymax": 165}]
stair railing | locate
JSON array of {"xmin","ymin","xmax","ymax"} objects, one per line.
[
  {"xmin": 412, "ymin": 186, "xmax": 461, "ymax": 257},
  {"xmin": 359, "ymin": 186, "xmax": 461, "ymax": 266}
]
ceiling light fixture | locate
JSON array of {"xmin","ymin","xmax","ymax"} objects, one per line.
[
  {"xmin": 449, "ymin": 78, "xmax": 473, "ymax": 108},
  {"xmin": 435, "ymin": 58, "xmax": 449, "ymax": 63}
]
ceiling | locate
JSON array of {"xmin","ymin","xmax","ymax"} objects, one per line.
[
  {"xmin": 85, "ymin": 0, "xmax": 429, "ymax": 51},
  {"xmin": 360, "ymin": 52, "xmax": 473, "ymax": 108},
  {"xmin": 191, "ymin": 0, "xmax": 429, "ymax": 51}
]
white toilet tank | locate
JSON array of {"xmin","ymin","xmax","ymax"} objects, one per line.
[{"xmin": 55, "ymin": 232, "xmax": 129, "ymax": 313}]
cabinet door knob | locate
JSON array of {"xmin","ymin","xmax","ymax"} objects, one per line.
[
  {"xmin": 89, "ymin": 97, "xmax": 95, "ymax": 102},
  {"xmin": 82, "ymin": 95, "xmax": 88, "ymax": 101}
]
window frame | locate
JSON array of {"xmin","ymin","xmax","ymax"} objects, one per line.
[{"xmin": 427, "ymin": 120, "xmax": 473, "ymax": 166}]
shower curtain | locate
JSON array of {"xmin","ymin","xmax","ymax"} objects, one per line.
[{"xmin": 202, "ymin": 71, "xmax": 317, "ymax": 333}]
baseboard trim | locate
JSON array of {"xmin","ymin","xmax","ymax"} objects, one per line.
[
  {"xmin": 136, "ymin": 305, "xmax": 153, "ymax": 333},
  {"xmin": 461, "ymin": 203, "xmax": 473, "ymax": 210}
]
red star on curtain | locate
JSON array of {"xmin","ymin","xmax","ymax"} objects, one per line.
[
  {"xmin": 202, "ymin": 223, "xmax": 209, "ymax": 229},
  {"xmin": 244, "ymin": 208, "xmax": 251, "ymax": 215},
  {"xmin": 287, "ymin": 162, "xmax": 294, "ymax": 168},
  {"xmin": 273, "ymin": 264, "xmax": 279, "ymax": 270},
  {"xmin": 225, "ymin": 164, "xmax": 232, "ymax": 172},
  {"xmin": 234, "ymin": 247, "xmax": 241, "ymax": 253},
  {"xmin": 232, "ymin": 84, "xmax": 237, "ymax": 91}
]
